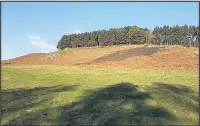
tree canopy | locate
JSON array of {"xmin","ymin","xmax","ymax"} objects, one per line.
[{"xmin": 57, "ymin": 25, "xmax": 199, "ymax": 50}]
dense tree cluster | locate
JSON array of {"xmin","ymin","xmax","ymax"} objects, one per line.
[
  {"xmin": 57, "ymin": 25, "xmax": 199, "ymax": 50},
  {"xmin": 57, "ymin": 26, "xmax": 151, "ymax": 49},
  {"xmin": 152, "ymin": 25, "xmax": 199, "ymax": 47}
]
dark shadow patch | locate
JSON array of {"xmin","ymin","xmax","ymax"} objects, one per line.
[
  {"xmin": 76, "ymin": 47, "xmax": 165, "ymax": 65},
  {"xmin": 2, "ymin": 85, "xmax": 78, "ymax": 117},
  {"xmin": 90, "ymin": 47, "xmax": 162, "ymax": 63},
  {"xmin": 4, "ymin": 82, "xmax": 198, "ymax": 125},
  {"xmin": 153, "ymin": 82, "xmax": 191, "ymax": 94},
  {"xmin": 4, "ymin": 62, "xmax": 12, "ymax": 65},
  {"xmin": 6, "ymin": 82, "xmax": 175, "ymax": 125},
  {"xmin": 149, "ymin": 82, "xmax": 198, "ymax": 113}
]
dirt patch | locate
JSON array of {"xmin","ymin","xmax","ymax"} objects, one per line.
[
  {"xmin": 78, "ymin": 47, "xmax": 198, "ymax": 71},
  {"xmin": 88, "ymin": 47, "xmax": 165, "ymax": 63}
]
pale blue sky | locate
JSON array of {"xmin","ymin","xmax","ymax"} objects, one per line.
[{"xmin": 2, "ymin": 2, "xmax": 199, "ymax": 60}]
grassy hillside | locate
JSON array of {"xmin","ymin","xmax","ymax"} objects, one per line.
[{"xmin": 2, "ymin": 66, "xmax": 198, "ymax": 125}]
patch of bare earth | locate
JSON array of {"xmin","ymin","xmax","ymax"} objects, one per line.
[
  {"xmin": 89, "ymin": 47, "xmax": 163, "ymax": 63},
  {"xmin": 77, "ymin": 46, "xmax": 198, "ymax": 71}
]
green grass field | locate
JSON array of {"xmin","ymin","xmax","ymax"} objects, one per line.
[{"xmin": 2, "ymin": 66, "xmax": 199, "ymax": 125}]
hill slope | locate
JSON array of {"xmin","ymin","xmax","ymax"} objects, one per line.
[{"xmin": 2, "ymin": 45, "xmax": 198, "ymax": 71}]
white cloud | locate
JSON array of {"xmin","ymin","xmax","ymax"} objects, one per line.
[
  {"xmin": 72, "ymin": 28, "xmax": 81, "ymax": 34},
  {"xmin": 27, "ymin": 33, "xmax": 56, "ymax": 53},
  {"xmin": 27, "ymin": 33, "xmax": 41, "ymax": 39}
]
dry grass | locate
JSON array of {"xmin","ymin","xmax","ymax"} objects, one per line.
[{"xmin": 1, "ymin": 45, "xmax": 198, "ymax": 71}]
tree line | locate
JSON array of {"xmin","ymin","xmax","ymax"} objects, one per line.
[
  {"xmin": 152, "ymin": 25, "xmax": 199, "ymax": 47},
  {"xmin": 57, "ymin": 25, "xmax": 199, "ymax": 50}
]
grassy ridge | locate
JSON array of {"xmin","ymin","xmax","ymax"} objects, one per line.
[{"xmin": 2, "ymin": 66, "xmax": 198, "ymax": 125}]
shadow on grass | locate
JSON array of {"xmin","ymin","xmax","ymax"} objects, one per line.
[
  {"xmin": 57, "ymin": 82, "xmax": 175, "ymax": 125},
  {"xmin": 4, "ymin": 82, "xmax": 180, "ymax": 125},
  {"xmin": 2, "ymin": 85, "xmax": 79, "ymax": 118},
  {"xmin": 3, "ymin": 82, "xmax": 198, "ymax": 125},
  {"xmin": 149, "ymin": 82, "xmax": 199, "ymax": 113}
]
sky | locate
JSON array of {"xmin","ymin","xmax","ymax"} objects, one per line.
[{"xmin": 2, "ymin": 2, "xmax": 199, "ymax": 60}]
